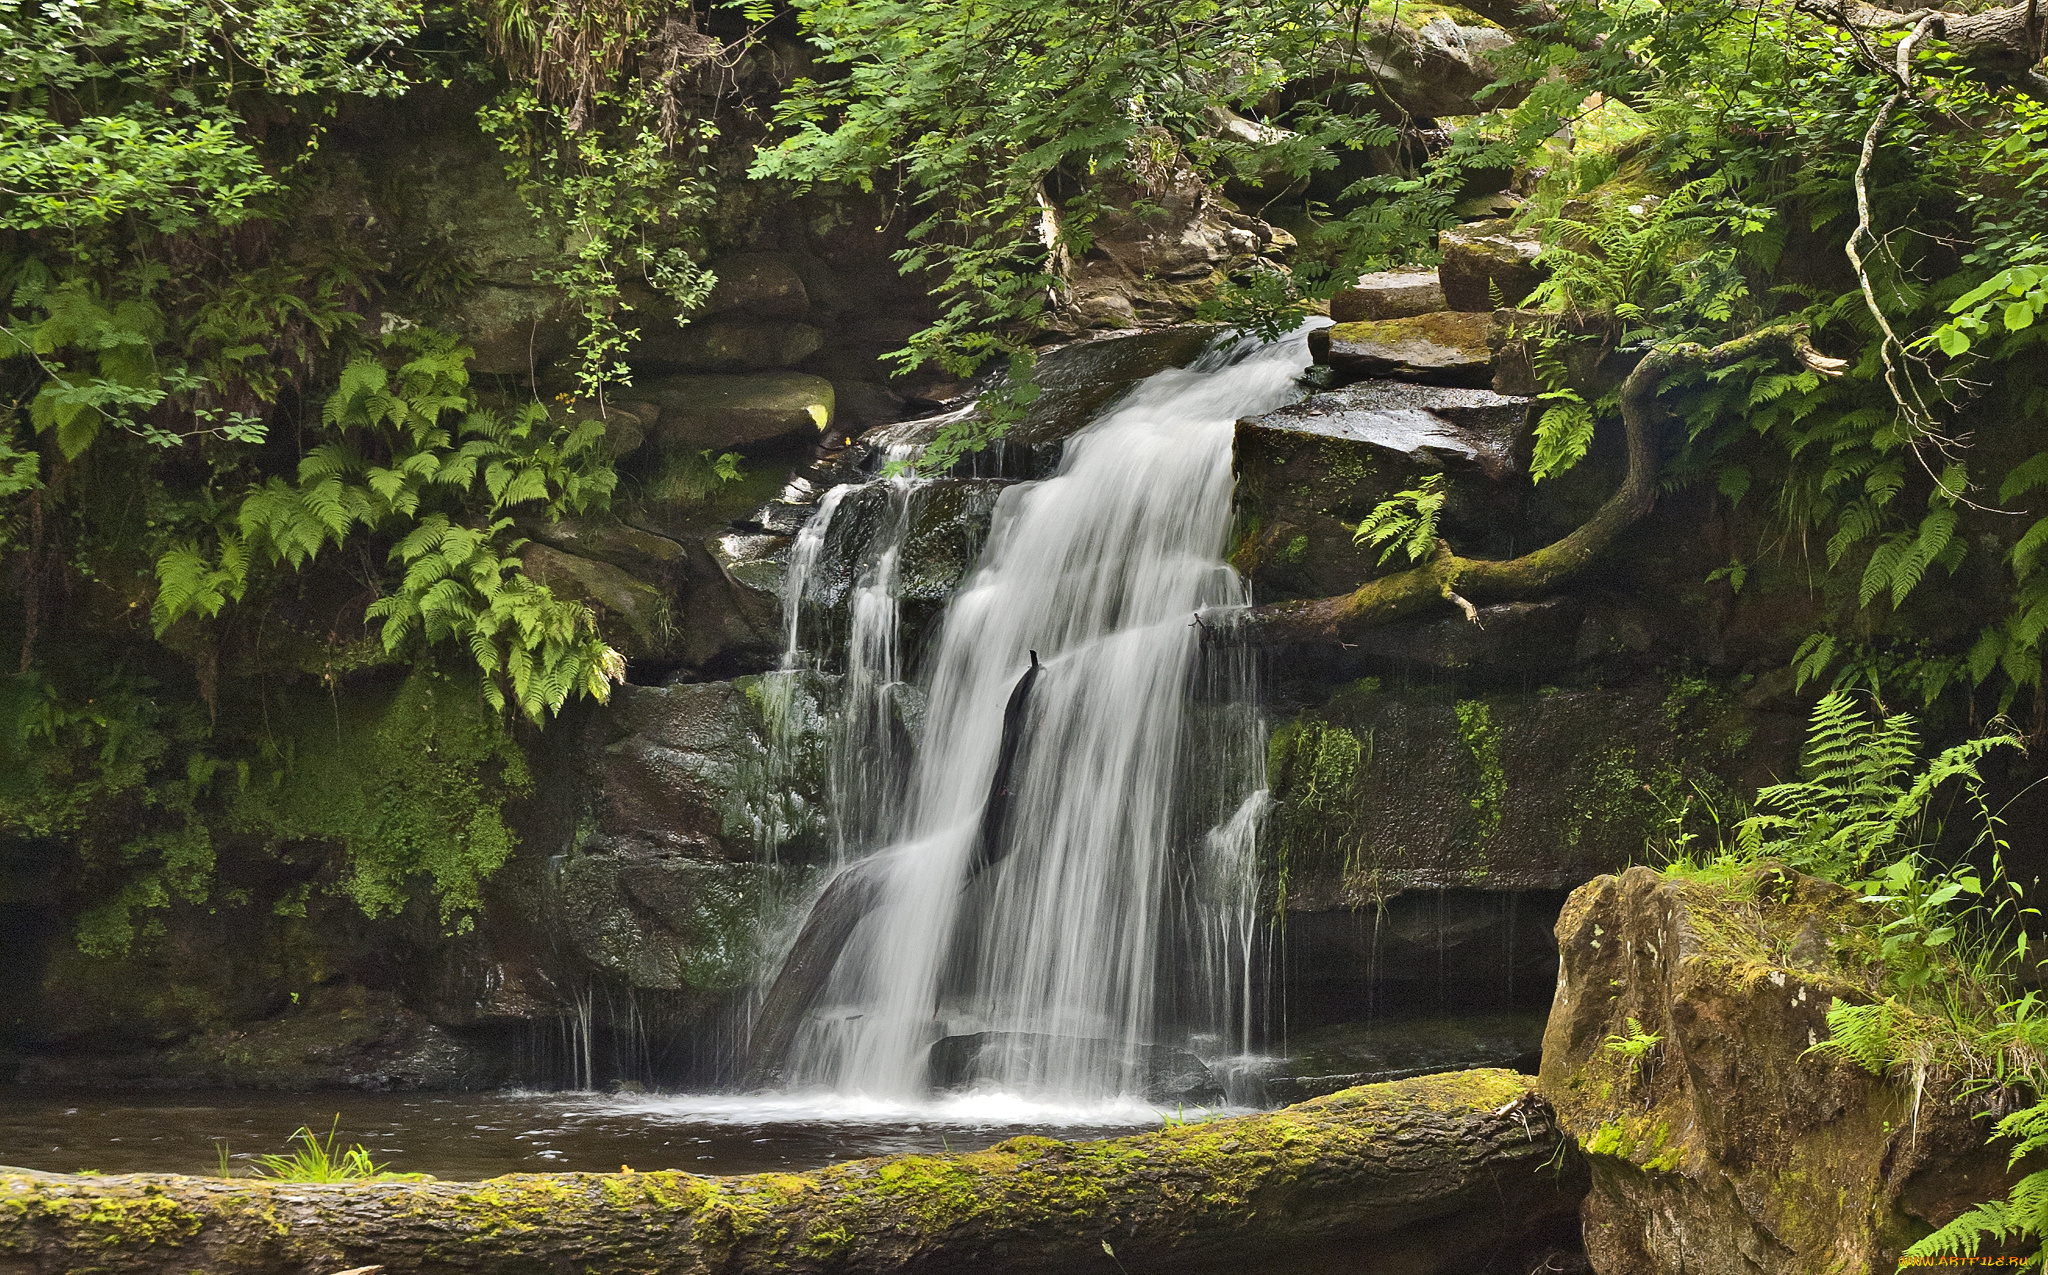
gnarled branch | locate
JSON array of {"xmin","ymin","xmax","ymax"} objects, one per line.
[{"xmin": 1226, "ymin": 325, "xmax": 1846, "ymax": 649}]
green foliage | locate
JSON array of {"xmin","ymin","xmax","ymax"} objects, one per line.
[
  {"xmin": 1603, "ymin": 1017, "xmax": 1663, "ymax": 1076},
  {"xmin": 1351, "ymin": 473, "xmax": 1446, "ymax": 564},
  {"xmin": 150, "ymin": 332, "xmax": 624, "ymax": 721},
  {"xmin": 1735, "ymin": 692, "xmax": 2018, "ymax": 881},
  {"xmin": 229, "ymin": 669, "xmax": 533, "ymax": 928},
  {"xmin": 1526, "ymin": 177, "xmax": 1756, "ymax": 339},
  {"xmin": 237, "ymin": 1118, "xmax": 423, "ymax": 1182}
]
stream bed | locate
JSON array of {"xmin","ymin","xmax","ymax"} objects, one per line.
[{"xmin": 0, "ymin": 1087, "xmax": 1187, "ymax": 1179}]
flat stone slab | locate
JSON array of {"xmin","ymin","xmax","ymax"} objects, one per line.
[
  {"xmin": 1309, "ymin": 311, "xmax": 1495, "ymax": 389},
  {"xmin": 1438, "ymin": 218, "xmax": 1543, "ymax": 311},
  {"xmin": 1330, "ymin": 268, "xmax": 1446, "ymax": 322},
  {"xmin": 637, "ymin": 371, "xmax": 835, "ymax": 451}
]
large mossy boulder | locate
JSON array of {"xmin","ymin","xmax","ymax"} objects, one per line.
[
  {"xmin": 1330, "ymin": 268, "xmax": 1447, "ymax": 323},
  {"xmin": 1541, "ymin": 865, "xmax": 2025, "ymax": 1273},
  {"xmin": 0, "ymin": 1070, "xmax": 1588, "ymax": 1275},
  {"xmin": 1231, "ymin": 380, "xmax": 1532, "ymax": 602}
]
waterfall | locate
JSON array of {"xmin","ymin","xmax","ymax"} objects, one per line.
[{"xmin": 767, "ymin": 328, "xmax": 1314, "ymax": 1101}]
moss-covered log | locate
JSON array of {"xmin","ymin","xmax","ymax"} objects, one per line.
[
  {"xmin": 0, "ymin": 1070, "xmax": 1584, "ymax": 1275},
  {"xmin": 1227, "ymin": 326, "xmax": 1847, "ymax": 649}
]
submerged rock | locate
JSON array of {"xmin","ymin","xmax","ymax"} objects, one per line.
[
  {"xmin": 1542, "ymin": 865, "xmax": 2023, "ymax": 1273},
  {"xmin": 1309, "ymin": 311, "xmax": 1496, "ymax": 388}
]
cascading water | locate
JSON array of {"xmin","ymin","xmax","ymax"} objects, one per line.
[{"xmin": 763, "ymin": 328, "xmax": 1317, "ymax": 1103}]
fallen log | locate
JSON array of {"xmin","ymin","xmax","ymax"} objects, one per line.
[{"xmin": 0, "ymin": 1070, "xmax": 1584, "ymax": 1275}]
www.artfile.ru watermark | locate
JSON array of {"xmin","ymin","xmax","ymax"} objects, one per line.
[{"xmin": 1896, "ymin": 1258, "xmax": 2029, "ymax": 1269}]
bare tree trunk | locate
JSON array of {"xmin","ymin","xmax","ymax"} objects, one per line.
[{"xmin": 0, "ymin": 1071, "xmax": 1583, "ymax": 1275}]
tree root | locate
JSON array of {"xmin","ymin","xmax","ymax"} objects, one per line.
[{"xmin": 1226, "ymin": 325, "xmax": 1845, "ymax": 649}]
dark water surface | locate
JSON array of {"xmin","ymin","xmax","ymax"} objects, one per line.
[{"xmin": 0, "ymin": 1087, "xmax": 1178, "ymax": 1179}]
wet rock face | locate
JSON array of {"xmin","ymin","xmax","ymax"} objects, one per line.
[
  {"xmin": 587, "ymin": 676, "xmax": 835, "ymax": 865},
  {"xmin": 1262, "ymin": 676, "xmax": 1796, "ymax": 899},
  {"xmin": 863, "ymin": 325, "xmax": 1229, "ymax": 480},
  {"xmin": 1541, "ymin": 866, "xmax": 2024, "ymax": 1273},
  {"xmin": 557, "ymin": 853, "xmax": 768, "ymax": 994},
  {"xmin": 1232, "ymin": 379, "xmax": 1532, "ymax": 602}
]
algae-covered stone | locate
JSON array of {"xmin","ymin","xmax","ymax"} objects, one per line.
[
  {"xmin": 1309, "ymin": 311, "xmax": 1495, "ymax": 388},
  {"xmin": 1438, "ymin": 218, "xmax": 1543, "ymax": 311},
  {"xmin": 1541, "ymin": 865, "xmax": 2024, "ymax": 1274},
  {"xmin": 1330, "ymin": 268, "xmax": 1447, "ymax": 322},
  {"xmin": 638, "ymin": 371, "xmax": 835, "ymax": 452}
]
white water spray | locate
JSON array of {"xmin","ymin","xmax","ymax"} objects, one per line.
[{"xmin": 775, "ymin": 329, "xmax": 1314, "ymax": 1100}]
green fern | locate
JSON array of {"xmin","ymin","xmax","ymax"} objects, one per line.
[
  {"xmin": 1737, "ymin": 692, "xmax": 2017, "ymax": 877},
  {"xmin": 1352, "ymin": 473, "xmax": 1448, "ymax": 565},
  {"xmin": 1906, "ymin": 1113, "xmax": 2048, "ymax": 1268}
]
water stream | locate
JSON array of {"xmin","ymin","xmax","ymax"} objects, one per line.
[{"xmin": 760, "ymin": 329, "xmax": 1316, "ymax": 1104}]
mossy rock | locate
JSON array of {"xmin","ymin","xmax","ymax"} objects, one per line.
[
  {"xmin": 1264, "ymin": 674, "xmax": 1772, "ymax": 900},
  {"xmin": 638, "ymin": 371, "xmax": 835, "ymax": 453},
  {"xmin": 1437, "ymin": 218, "xmax": 1543, "ymax": 312},
  {"xmin": 1308, "ymin": 311, "xmax": 1496, "ymax": 388},
  {"xmin": 1231, "ymin": 380, "xmax": 1531, "ymax": 602},
  {"xmin": 1541, "ymin": 865, "xmax": 2030, "ymax": 1273}
]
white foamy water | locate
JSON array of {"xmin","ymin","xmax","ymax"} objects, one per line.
[{"xmin": 770, "ymin": 328, "xmax": 1316, "ymax": 1101}]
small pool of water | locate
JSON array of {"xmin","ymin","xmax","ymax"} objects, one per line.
[{"xmin": 0, "ymin": 1087, "xmax": 1222, "ymax": 1179}]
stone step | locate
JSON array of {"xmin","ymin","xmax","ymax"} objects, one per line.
[{"xmin": 1309, "ymin": 310, "xmax": 1495, "ymax": 388}]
